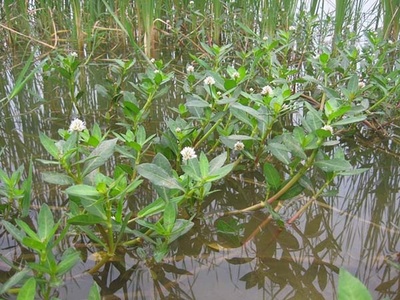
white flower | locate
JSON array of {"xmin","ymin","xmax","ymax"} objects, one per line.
[
  {"xmin": 186, "ymin": 65, "xmax": 195, "ymax": 73},
  {"xmin": 234, "ymin": 141, "xmax": 244, "ymax": 151},
  {"xmin": 154, "ymin": 69, "xmax": 160, "ymax": 73},
  {"xmin": 388, "ymin": 40, "xmax": 394, "ymax": 45},
  {"xmin": 150, "ymin": 58, "xmax": 155, "ymax": 63},
  {"xmin": 70, "ymin": 52, "xmax": 78, "ymax": 57},
  {"xmin": 321, "ymin": 125, "xmax": 334, "ymax": 134},
  {"xmin": 289, "ymin": 26, "xmax": 296, "ymax": 31},
  {"xmin": 232, "ymin": 71, "xmax": 240, "ymax": 79},
  {"xmin": 181, "ymin": 147, "xmax": 197, "ymax": 161},
  {"xmin": 189, "ymin": 0, "xmax": 194, "ymax": 4},
  {"xmin": 249, "ymin": 88, "xmax": 254, "ymax": 92},
  {"xmin": 261, "ymin": 85, "xmax": 273, "ymax": 95},
  {"xmin": 263, "ymin": 36, "xmax": 268, "ymax": 41},
  {"xmin": 358, "ymin": 81, "xmax": 365, "ymax": 89},
  {"xmin": 69, "ymin": 118, "xmax": 86, "ymax": 132},
  {"xmin": 204, "ymin": 76, "xmax": 215, "ymax": 85},
  {"xmin": 175, "ymin": 127, "xmax": 182, "ymax": 133}
]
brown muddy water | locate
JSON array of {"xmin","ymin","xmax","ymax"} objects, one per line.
[{"xmin": 0, "ymin": 55, "xmax": 399, "ymax": 300}]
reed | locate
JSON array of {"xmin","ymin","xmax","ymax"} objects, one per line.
[{"xmin": 381, "ymin": 0, "xmax": 400, "ymax": 41}]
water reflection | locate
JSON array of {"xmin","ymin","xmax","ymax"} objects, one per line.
[{"xmin": 0, "ymin": 56, "xmax": 399, "ymax": 299}]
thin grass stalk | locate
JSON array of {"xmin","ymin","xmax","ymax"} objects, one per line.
[
  {"xmin": 332, "ymin": 0, "xmax": 351, "ymax": 55},
  {"xmin": 382, "ymin": 0, "xmax": 400, "ymax": 41},
  {"xmin": 212, "ymin": 0, "xmax": 222, "ymax": 44},
  {"xmin": 71, "ymin": 0, "xmax": 84, "ymax": 53},
  {"xmin": 101, "ymin": 0, "xmax": 149, "ymax": 63}
]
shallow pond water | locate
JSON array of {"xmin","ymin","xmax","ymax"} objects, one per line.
[{"xmin": 0, "ymin": 53, "xmax": 399, "ymax": 300}]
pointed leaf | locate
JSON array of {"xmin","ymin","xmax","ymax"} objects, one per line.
[
  {"xmin": 17, "ymin": 277, "xmax": 36, "ymax": 300},
  {"xmin": 82, "ymin": 139, "xmax": 118, "ymax": 177},
  {"xmin": 137, "ymin": 163, "xmax": 184, "ymax": 191},
  {"xmin": 338, "ymin": 269, "xmax": 372, "ymax": 300},
  {"xmin": 39, "ymin": 133, "xmax": 59, "ymax": 159},
  {"xmin": 38, "ymin": 204, "xmax": 54, "ymax": 241},
  {"xmin": 315, "ymin": 159, "xmax": 352, "ymax": 172}
]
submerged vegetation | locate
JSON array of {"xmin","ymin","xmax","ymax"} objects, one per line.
[{"xmin": 0, "ymin": 0, "xmax": 400, "ymax": 299}]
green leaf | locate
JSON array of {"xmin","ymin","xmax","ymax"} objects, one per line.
[
  {"xmin": 57, "ymin": 249, "xmax": 80, "ymax": 276},
  {"xmin": 22, "ymin": 237, "xmax": 45, "ymax": 252},
  {"xmin": 338, "ymin": 269, "xmax": 372, "ymax": 300},
  {"xmin": 15, "ymin": 220, "xmax": 39, "ymax": 241},
  {"xmin": 17, "ymin": 277, "xmax": 36, "ymax": 300},
  {"xmin": 208, "ymin": 163, "xmax": 235, "ymax": 181},
  {"xmin": 199, "ymin": 152, "xmax": 209, "ymax": 179},
  {"xmin": 82, "ymin": 138, "xmax": 118, "ymax": 177},
  {"xmin": 209, "ymin": 152, "xmax": 228, "ymax": 174},
  {"xmin": 331, "ymin": 115, "xmax": 367, "ymax": 126},
  {"xmin": 315, "ymin": 159, "xmax": 352, "ymax": 172},
  {"xmin": 42, "ymin": 172, "xmax": 75, "ymax": 185},
  {"xmin": 263, "ymin": 163, "xmax": 281, "ymax": 189},
  {"xmin": 39, "ymin": 133, "xmax": 59, "ymax": 159},
  {"xmin": 66, "ymin": 184, "xmax": 102, "ymax": 199},
  {"xmin": 163, "ymin": 202, "xmax": 176, "ymax": 233},
  {"xmin": 88, "ymin": 282, "xmax": 101, "ymax": 300},
  {"xmin": 279, "ymin": 182, "xmax": 304, "ymax": 200},
  {"xmin": 0, "ymin": 269, "xmax": 30, "ymax": 294},
  {"xmin": 267, "ymin": 143, "xmax": 291, "ymax": 165},
  {"xmin": 67, "ymin": 214, "xmax": 107, "ymax": 225},
  {"xmin": 137, "ymin": 163, "xmax": 184, "ymax": 191},
  {"xmin": 37, "ymin": 204, "xmax": 55, "ymax": 242},
  {"xmin": 2, "ymin": 221, "xmax": 25, "ymax": 243},
  {"xmin": 283, "ymin": 134, "xmax": 307, "ymax": 159}
]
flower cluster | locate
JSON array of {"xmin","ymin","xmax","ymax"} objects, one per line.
[
  {"xmin": 180, "ymin": 147, "xmax": 197, "ymax": 162},
  {"xmin": 321, "ymin": 125, "xmax": 334, "ymax": 135},
  {"xmin": 68, "ymin": 118, "xmax": 86, "ymax": 132},
  {"xmin": 234, "ymin": 141, "xmax": 244, "ymax": 151},
  {"xmin": 261, "ymin": 85, "xmax": 273, "ymax": 95},
  {"xmin": 187, "ymin": 65, "xmax": 195, "ymax": 73},
  {"xmin": 204, "ymin": 76, "xmax": 215, "ymax": 85}
]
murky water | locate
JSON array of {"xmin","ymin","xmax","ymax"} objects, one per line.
[{"xmin": 0, "ymin": 51, "xmax": 399, "ymax": 300}]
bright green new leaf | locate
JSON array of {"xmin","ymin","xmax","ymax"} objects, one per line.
[
  {"xmin": 338, "ymin": 269, "xmax": 372, "ymax": 300},
  {"xmin": 0, "ymin": 269, "xmax": 30, "ymax": 295},
  {"xmin": 66, "ymin": 184, "xmax": 102, "ymax": 199},
  {"xmin": 88, "ymin": 282, "xmax": 101, "ymax": 300},
  {"xmin": 17, "ymin": 277, "xmax": 36, "ymax": 300}
]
